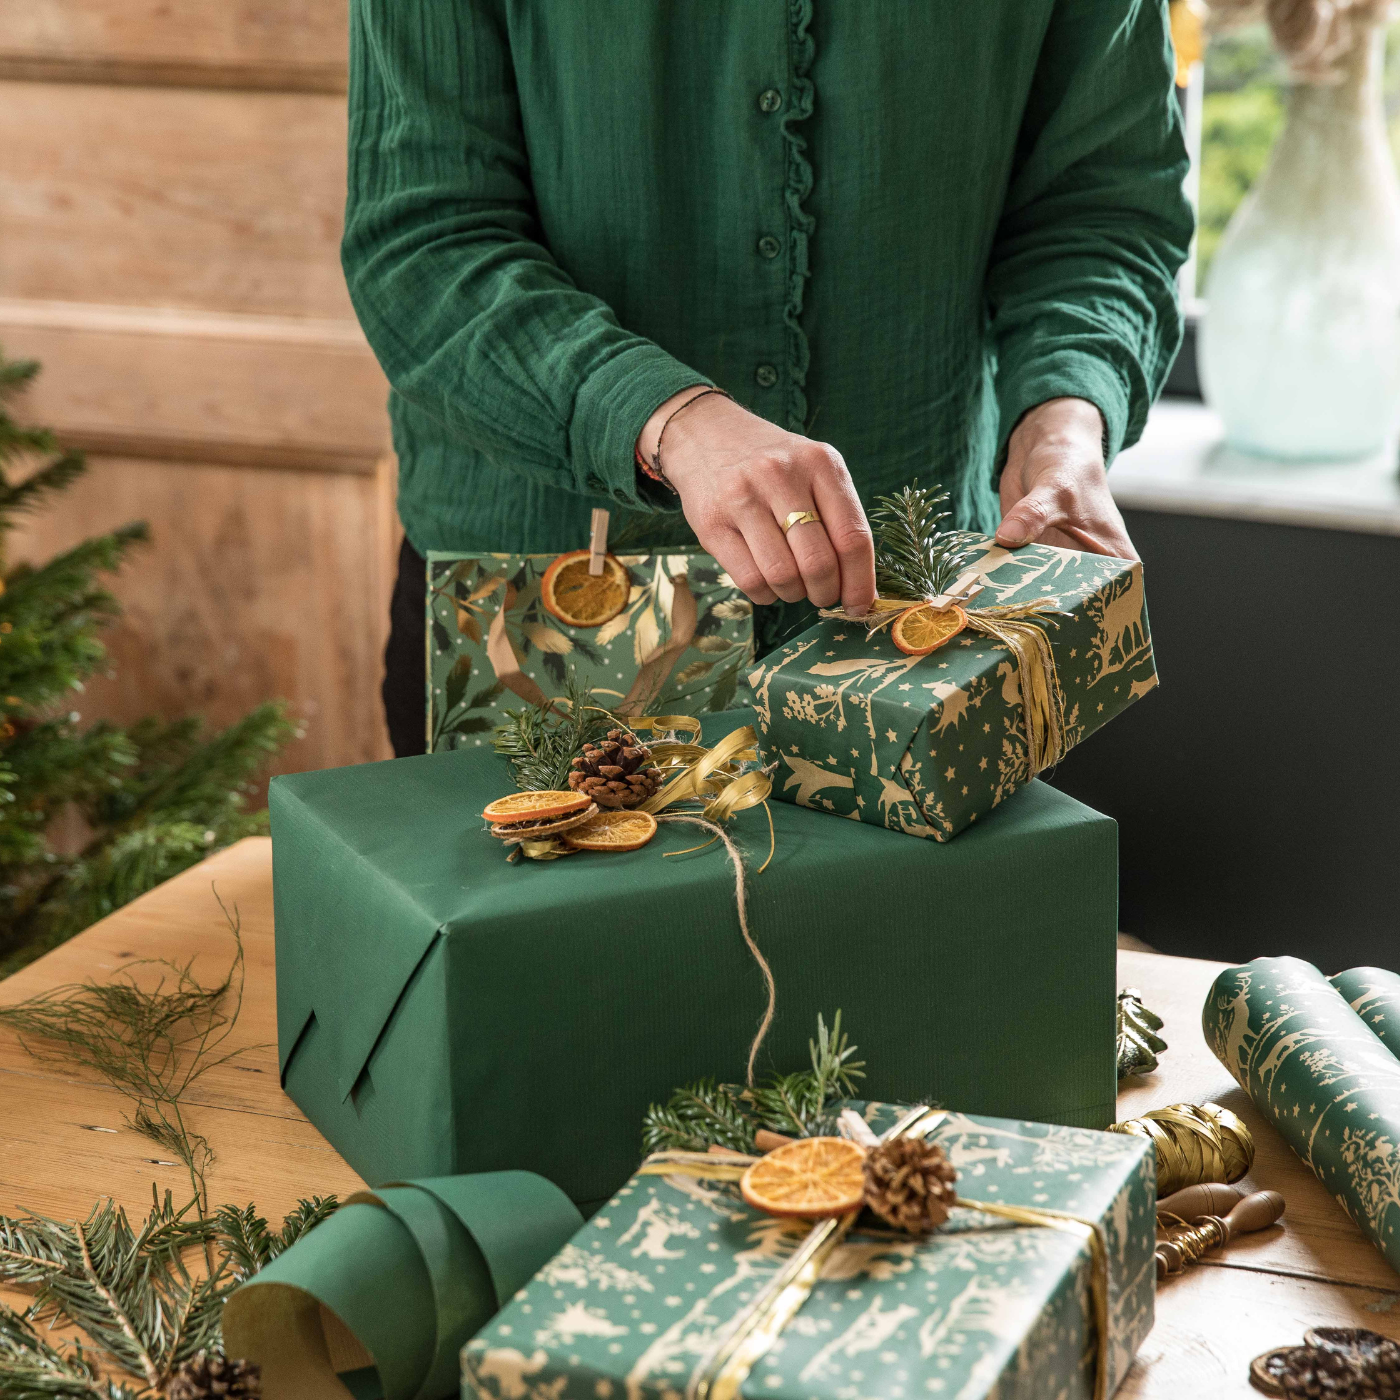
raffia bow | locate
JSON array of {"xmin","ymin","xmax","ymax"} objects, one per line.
[
  {"xmin": 637, "ymin": 1105, "xmax": 1111, "ymax": 1400},
  {"xmin": 821, "ymin": 584, "xmax": 1073, "ymax": 779}
]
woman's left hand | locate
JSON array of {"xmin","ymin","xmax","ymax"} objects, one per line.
[{"xmin": 995, "ymin": 397, "xmax": 1139, "ymax": 561}]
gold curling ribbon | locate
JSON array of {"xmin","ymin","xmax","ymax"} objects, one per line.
[
  {"xmin": 1108, "ymin": 1101, "xmax": 1254, "ymax": 1197},
  {"xmin": 822, "ymin": 595, "xmax": 1072, "ymax": 778},
  {"xmin": 638, "ymin": 1107, "xmax": 1112, "ymax": 1400}
]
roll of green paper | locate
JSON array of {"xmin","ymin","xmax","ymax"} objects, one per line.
[
  {"xmin": 221, "ymin": 1172, "xmax": 581, "ymax": 1400},
  {"xmin": 1331, "ymin": 966, "xmax": 1400, "ymax": 1059},
  {"xmin": 1204, "ymin": 956, "xmax": 1400, "ymax": 1273}
]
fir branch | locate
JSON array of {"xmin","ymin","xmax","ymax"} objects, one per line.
[
  {"xmin": 869, "ymin": 482, "xmax": 984, "ymax": 601},
  {"xmin": 0, "ymin": 1304, "xmax": 132, "ymax": 1400},
  {"xmin": 745, "ymin": 1011, "xmax": 866, "ymax": 1139},
  {"xmin": 642, "ymin": 1013, "xmax": 865, "ymax": 1152},
  {"xmin": 641, "ymin": 1080, "xmax": 757, "ymax": 1155},
  {"xmin": 0, "ymin": 1192, "xmax": 223, "ymax": 1394},
  {"xmin": 213, "ymin": 1196, "xmax": 339, "ymax": 1287},
  {"xmin": 491, "ymin": 669, "xmax": 627, "ymax": 791}
]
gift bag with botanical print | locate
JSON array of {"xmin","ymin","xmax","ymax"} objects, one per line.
[{"xmin": 426, "ymin": 545, "xmax": 754, "ymax": 751}]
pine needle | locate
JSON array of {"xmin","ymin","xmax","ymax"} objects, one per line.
[{"xmin": 869, "ymin": 482, "xmax": 984, "ymax": 601}]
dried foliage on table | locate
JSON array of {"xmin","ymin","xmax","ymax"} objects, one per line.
[
  {"xmin": 0, "ymin": 910, "xmax": 340, "ymax": 1398},
  {"xmin": 0, "ymin": 345, "xmax": 295, "ymax": 977}
]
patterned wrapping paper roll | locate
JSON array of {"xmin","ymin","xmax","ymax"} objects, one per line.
[
  {"xmin": 1203, "ymin": 956, "xmax": 1400, "ymax": 1273},
  {"xmin": 1332, "ymin": 966, "xmax": 1400, "ymax": 1059}
]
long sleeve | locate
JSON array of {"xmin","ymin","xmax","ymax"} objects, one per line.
[
  {"xmin": 986, "ymin": 0, "xmax": 1194, "ymax": 468},
  {"xmin": 341, "ymin": 0, "xmax": 706, "ymax": 509}
]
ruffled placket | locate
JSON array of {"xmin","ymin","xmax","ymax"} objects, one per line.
[{"xmin": 781, "ymin": 0, "xmax": 816, "ymax": 433}]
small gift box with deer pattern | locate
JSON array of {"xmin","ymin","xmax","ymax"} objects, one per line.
[{"xmin": 748, "ymin": 539, "xmax": 1156, "ymax": 841}]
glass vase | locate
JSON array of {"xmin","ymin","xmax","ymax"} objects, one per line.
[{"xmin": 1200, "ymin": 29, "xmax": 1400, "ymax": 462}]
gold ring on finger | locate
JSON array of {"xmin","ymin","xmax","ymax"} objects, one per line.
[{"xmin": 781, "ymin": 510, "xmax": 822, "ymax": 534}]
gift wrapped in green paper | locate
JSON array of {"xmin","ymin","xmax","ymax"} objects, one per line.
[
  {"xmin": 748, "ymin": 528, "xmax": 1156, "ymax": 842},
  {"xmin": 271, "ymin": 711, "xmax": 1121, "ymax": 1212},
  {"xmin": 461, "ymin": 1103, "xmax": 1157, "ymax": 1400}
]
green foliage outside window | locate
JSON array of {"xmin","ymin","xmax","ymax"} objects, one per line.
[{"xmin": 1196, "ymin": 21, "xmax": 1400, "ymax": 289}]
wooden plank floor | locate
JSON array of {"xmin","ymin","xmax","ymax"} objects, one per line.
[{"xmin": 1, "ymin": 838, "xmax": 1396, "ymax": 1397}]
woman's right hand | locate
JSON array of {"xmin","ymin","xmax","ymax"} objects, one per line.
[{"xmin": 640, "ymin": 389, "xmax": 876, "ymax": 614}]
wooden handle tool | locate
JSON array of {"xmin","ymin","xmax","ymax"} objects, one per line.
[{"xmin": 1155, "ymin": 1189, "xmax": 1285, "ymax": 1278}]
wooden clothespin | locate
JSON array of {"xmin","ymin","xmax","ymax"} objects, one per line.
[
  {"xmin": 589, "ymin": 508, "xmax": 610, "ymax": 575},
  {"xmin": 927, "ymin": 568, "xmax": 985, "ymax": 612}
]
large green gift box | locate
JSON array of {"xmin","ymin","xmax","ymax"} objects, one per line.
[
  {"xmin": 271, "ymin": 712, "xmax": 1119, "ymax": 1212},
  {"xmin": 748, "ymin": 539, "xmax": 1156, "ymax": 841},
  {"xmin": 462, "ymin": 1103, "xmax": 1157, "ymax": 1400}
]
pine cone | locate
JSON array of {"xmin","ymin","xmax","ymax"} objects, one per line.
[
  {"xmin": 567, "ymin": 729, "xmax": 663, "ymax": 809},
  {"xmin": 166, "ymin": 1351, "xmax": 262, "ymax": 1400},
  {"xmin": 862, "ymin": 1137, "xmax": 958, "ymax": 1234},
  {"xmin": 1305, "ymin": 1329, "xmax": 1400, "ymax": 1399},
  {"xmin": 1251, "ymin": 1346, "xmax": 1360, "ymax": 1398}
]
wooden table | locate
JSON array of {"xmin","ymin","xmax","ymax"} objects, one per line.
[{"xmin": 2, "ymin": 838, "xmax": 1397, "ymax": 1397}]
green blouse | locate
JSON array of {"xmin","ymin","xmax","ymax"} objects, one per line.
[{"xmin": 343, "ymin": 0, "xmax": 1193, "ymax": 558}]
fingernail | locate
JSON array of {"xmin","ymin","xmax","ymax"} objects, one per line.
[{"xmin": 995, "ymin": 528, "xmax": 1030, "ymax": 548}]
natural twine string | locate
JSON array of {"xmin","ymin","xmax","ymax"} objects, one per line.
[
  {"xmin": 1108, "ymin": 1101, "xmax": 1254, "ymax": 1196},
  {"xmin": 655, "ymin": 813, "xmax": 775, "ymax": 1088}
]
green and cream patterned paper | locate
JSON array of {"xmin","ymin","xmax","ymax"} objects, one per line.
[
  {"xmin": 426, "ymin": 550, "xmax": 754, "ymax": 752},
  {"xmin": 747, "ymin": 539, "xmax": 1155, "ymax": 841},
  {"xmin": 1332, "ymin": 966, "xmax": 1400, "ymax": 1061},
  {"xmin": 461, "ymin": 1104, "xmax": 1156, "ymax": 1400},
  {"xmin": 1205, "ymin": 956, "xmax": 1400, "ymax": 1274}
]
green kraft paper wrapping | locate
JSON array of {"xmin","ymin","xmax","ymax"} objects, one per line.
[
  {"xmin": 748, "ymin": 538, "xmax": 1156, "ymax": 842},
  {"xmin": 270, "ymin": 710, "xmax": 1121, "ymax": 1210},
  {"xmin": 222, "ymin": 1173, "xmax": 582, "ymax": 1400},
  {"xmin": 1204, "ymin": 956, "xmax": 1400, "ymax": 1274},
  {"xmin": 461, "ymin": 1103, "xmax": 1157, "ymax": 1400},
  {"xmin": 1331, "ymin": 966, "xmax": 1400, "ymax": 1059}
]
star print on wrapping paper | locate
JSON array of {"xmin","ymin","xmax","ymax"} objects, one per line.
[
  {"xmin": 886, "ymin": 730, "xmax": 897, "ymax": 743},
  {"xmin": 851, "ymin": 747, "xmax": 860, "ymax": 757},
  {"xmin": 962, "ymin": 786, "xmax": 968, "ymax": 796},
  {"xmin": 979, "ymin": 757, "xmax": 987, "ymax": 770},
  {"xmin": 944, "ymin": 766, "xmax": 955, "ymax": 781},
  {"xmin": 898, "ymin": 683, "xmax": 911, "ymax": 691}
]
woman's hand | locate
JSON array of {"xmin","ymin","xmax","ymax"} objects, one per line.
[
  {"xmin": 641, "ymin": 390, "xmax": 876, "ymax": 614},
  {"xmin": 995, "ymin": 397, "xmax": 1138, "ymax": 560}
]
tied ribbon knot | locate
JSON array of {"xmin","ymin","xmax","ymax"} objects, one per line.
[
  {"xmin": 821, "ymin": 575, "xmax": 1073, "ymax": 779},
  {"xmin": 637, "ymin": 1106, "xmax": 1111, "ymax": 1400}
]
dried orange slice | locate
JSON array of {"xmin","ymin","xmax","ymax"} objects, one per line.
[
  {"xmin": 562, "ymin": 808, "xmax": 658, "ymax": 852},
  {"xmin": 891, "ymin": 603, "xmax": 966, "ymax": 656},
  {"xmin": 541, "ymin": 550, "xmax": 631, "ymax": 628},
  {"xmin": 740, "ymin": 1137, "xmax": 867, "ymax": 1219},
  {"xmin": 482, "ymin": 790, "xmax": 592, "ymax": 825}
]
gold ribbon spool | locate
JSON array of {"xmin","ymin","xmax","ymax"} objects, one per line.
[
  {"xmin": 1108, "ymin": 1101, "xmax": 1254, "ymax": 1197},
  {"xmin": 638, "ymin": 1108, "xmax": 1112, "ymax": 1400}
]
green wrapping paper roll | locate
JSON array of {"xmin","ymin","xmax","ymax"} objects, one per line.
[
  {"xmin": 1203, "ymin": 956, "xmax": 1400, "ymax": 1273},
  {"xmin": 1332, "ymin": 966, "xmax": 1400, "ymax": 1059},
  {"xmin": 221, "ymin": 1172, "xmax": 582, "ymax": 1400}
]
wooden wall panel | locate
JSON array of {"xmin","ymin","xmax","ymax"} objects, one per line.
[
  {"xmin": 0, "ymin": 83, "xmax": 353, "ymax": 318},
  {"xmin": 0, "ymin": 1, "xmax": 347, "ymax": 91},
  {"xmin": 6, "ymin": 454, "xmax": 398, "ymax": 777},
  {"xmin": 1, "ymin": 300, "xmax": 391, "ymax": 472}
]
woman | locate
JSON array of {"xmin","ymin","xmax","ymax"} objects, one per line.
[{"xmin": 342, "ymin": 2, "xmax": 1193, "ymax": 756}]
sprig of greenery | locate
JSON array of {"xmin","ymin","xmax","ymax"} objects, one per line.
[
  {"xmin": 746, "ymin": 1011, "xmax": 866, "ymax": 1138},
  {"xmin": 213, "ymin": 1196, "xmax": 339, "ymax": 1286},
  {"xmin": 0, "ymin": 902, "xmax": 255, "ymax": 1217},
  {"xmin": 490, "ymin": 670, "xmax": 627, "ymax": 791},
  {"xmin": 641, "ymin": 1013, "xmax": 866, "ymax": 1152},
  {"xmin": 641, "ymin": 1080, "xmax": 757, "ymax": 1155},
  {"xmin": 870, "ymin": 482, "xmax": 984, "ymax": 601},
  {"xmin": 0, "ymin": 1191, "xmax": 339, "ymax": 1396}
]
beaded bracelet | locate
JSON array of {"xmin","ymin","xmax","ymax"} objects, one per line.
[{"xmin": 635, "ymin": 387, "xmax": 734, "ymax": 490}]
